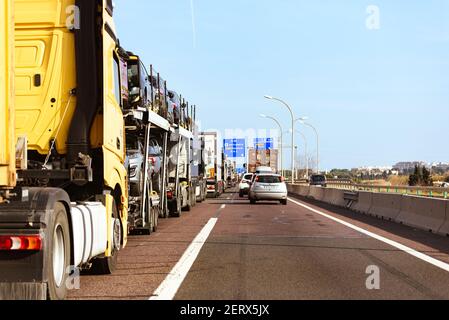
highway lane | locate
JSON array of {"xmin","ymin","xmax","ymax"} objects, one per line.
[
  {"xmin": 68, "ymin": 197, "xmax": 224, "ymax": 300},
  {"xmin": 174, "ymin": 191, "xmax": 449, "ymax": 300},
  {"xmin": 68, "ymin": 189, "xmax": 449, "ymax": 300}
]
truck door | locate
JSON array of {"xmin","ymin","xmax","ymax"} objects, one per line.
[{"xmin": 14, "ymin": 0, "xmax": 77, "ymax": 155}]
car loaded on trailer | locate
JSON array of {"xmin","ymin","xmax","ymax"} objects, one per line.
[{"xmin": 120, "ymin": 52, "xmax": 172, "ymax": 234}]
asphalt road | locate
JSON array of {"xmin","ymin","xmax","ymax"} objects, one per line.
[
  {"xmin": 175, "ymin": 191, "xmax": 449, "ymax": 300},
  {"xmin": 70, "ymin": 189, "xmax": 449, "ymax": 300}
]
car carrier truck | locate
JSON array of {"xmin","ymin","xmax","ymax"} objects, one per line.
[
  {"xmin": 122, "ymin": 52, "xmax": 171, "ymax": 234},
  {"xmin": 203, "ymin": 132, "xmax": 224, "ymax": 198},
  {"xmin": 192, "ymin": 124, "xmax": 207, "ymax": 203},
  {"xmin": 0, "ymin": 0, "xmax": 129, "ymax": 300},
  {"xmin": 167, "ymin": 124, "xmax": 196, "ymax": 216}
]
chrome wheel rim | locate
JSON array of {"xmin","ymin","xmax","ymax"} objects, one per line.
[{"xmin": 53, "ymin": 224, "xmax": 65, "ymax": 287}]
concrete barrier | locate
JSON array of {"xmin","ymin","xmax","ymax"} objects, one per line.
[
  {"xmin": 368, "ymin": 193, "xmax": 402, "ymax": 221},
  {"xmin": 287, "ymin": 184, "xmax": 300, "ymax": 194},
  {"xmin": 327, "ymin": 188, "xmax": 347, "ymax": 207},
  {"xmin": 308, "ymin": 186, "xmax": 325, "ymax": 201},
  {"xmin": 322, "ymin": 188, "xmax": 333, "ymax": 204},
  {"xmin": 439, "ymin": 202, "xmax": 449, "ymax": 236},
  {"xmin": 289, "ymin": 183, "xmax": 449, "ymax": 237},
  {"xmin": 397, "ymin": 196, "xmax": 447, "ymax": 234},
  {"xmin": 351, "ymin": 191, "xmax": 373, "ymax": 214},
  {"xmin": 298, "ymin": 186, "xmax": 309, "ymax": 197},
  {"xmin": 287, "ymin": 185, "xmax": 311, "ymax": 198}
]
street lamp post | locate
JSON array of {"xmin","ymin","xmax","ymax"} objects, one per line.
[
  {"xmin": 296, "ymin": 130, "xmax": 308, "ymax": 179},
  {"xmin": 296, "ymin": 117, "xmax": 320, "ymax": 174},
  {"xmin": 265, "ymin": 96, "xmax": 296, "ymax": 183},
  {"xmin": 260, "ymin": 114, "xmax": 283, "ymax": 176},
  {"xmin": 285, "ymin": 129, "xmax": 308, "ymax": 180}
]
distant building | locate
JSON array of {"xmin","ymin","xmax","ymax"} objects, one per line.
[
  {"xmin": 393, "ymin": 161, "xmax": 427, "ymax": 174},
  {"xmin": 352, "ymin": 166, "xmax": 394, "ymax": 179},
  {"xmin": 430, "ymin": 162, "xmax": 449, "ymax": 174}
]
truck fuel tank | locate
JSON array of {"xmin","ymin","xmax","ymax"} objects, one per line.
[{"xmin": 70, "ymin": 202, "xmax": 108, "ymax": 268}]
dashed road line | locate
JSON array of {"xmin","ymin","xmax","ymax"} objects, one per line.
[{"xmin": 149, "ymin": 217, "xmax": 218, "ymax": 300}]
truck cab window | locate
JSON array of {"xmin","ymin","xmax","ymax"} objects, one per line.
[{"xmin": 113, "ymin": 56, "xmax": 122, "ymax": 107}]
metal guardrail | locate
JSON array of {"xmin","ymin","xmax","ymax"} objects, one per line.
[{"xmin": 293, "ymin": 181, "xmax": 449, "ymax": 199}]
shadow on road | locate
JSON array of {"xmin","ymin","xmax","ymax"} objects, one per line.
[{"xmin": 289, "ymin": 194, "xmax": 449, "ymax": 257}]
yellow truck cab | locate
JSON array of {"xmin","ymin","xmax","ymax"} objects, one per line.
[
  {"xmin": 0, "ymin": 0, "xmax": 16, "ymax": 202},
  {"xmin": 0, "ymin": 0, "xmax": 129, "ymax": 300}
]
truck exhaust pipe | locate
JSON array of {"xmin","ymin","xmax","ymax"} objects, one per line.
[{"xmin": 67, "ymin": 0, "xmax": 102, "ymax": 165}]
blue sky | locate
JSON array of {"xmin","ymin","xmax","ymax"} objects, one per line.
[{"xmin": 114, "ymin": 0, "xmax": 449, "ymax": 170}]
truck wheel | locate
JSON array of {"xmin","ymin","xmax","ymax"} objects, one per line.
[
  {"xmin": 183, "ymin": 187, "xmax": 192, "ymax": 212},
  {"xmin": 176, "ymin": 196, "xmax": 182, "ymax": 217},
  {"xmin": 239, "ymin": 190, "xmax": 244, "ymax": 198},
  {"xmin": 192, "ymin": 189, "xmax": 197, "ymax": 207},
  {"xmin": 47, "ymin": 203, "xmax": 71, "ymax": 300},
  {"xmin": 152, "ymin": 207, "xmax": 159, "ymax": 232},
  {"xmin": 142, "ymin": 187, "xmax": 153, "ymax": 235},
  {"xmin": 170, "ymin": 195, "xmax": 182, "ymax": 218},
  {"xmin": 201, "ymin": 186, "xmax": 206, "ymax": 202},
  {"xmin": 185, "ymin": 199, "xmax": 192, "ymax": 212},
  {"xmin": 197, "ymin": 192, "xmax": 203, "ymax": 203},
  {"xmin": 92, "ymin": 199, "xmax": 121, "ymax": 274}
]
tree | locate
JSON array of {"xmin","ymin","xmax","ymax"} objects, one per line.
[
  {"xmin": 422, "ymin": 166, "xmax": 433, "ymax": 186},
  {"xmin": 409, "ymin": 165, "xmax": 433, "ymax": 187},
  {"xmin": 409, "ymin": 166, "xmax": 420, "ymax": 186}
]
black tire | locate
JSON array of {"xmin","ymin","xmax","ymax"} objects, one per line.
[
  {"xmin": 196, "ymin": 188, "xmax": 203, "ymax": 203},
  {"xmin": 190, "ymin": 188, "xmax": 196, "ymax": 208},
  {"xmin": 250, "ymin": 198, "xmax": 256, "ymax": 205},
  {"xmin": 91, "ymin": 199, "xmax": 121, "ymax": 274},
  {"xmin": 184, "ymin": 188, "xmax": 192, "ymax": 212},
  {"xmin": 239, "ymin": 191, "xmax": 244, "ymax": 198},
  {"xmin": 152, "ymin": 207, "xmax": 159, "ymax": 232},
  {"xmin": 46, "ymin": 203, "xmax": 71, "ymax": 301},
  {"xmin": 201, "ymin": 184, "xmax": 206, "ymax": 202},
  {"xmin": 171, "ymin": 194, "xmax": 182, "ymax": 218},
  {"xmin": 142, "ymin": 192, "xmax": 152, "ymax": 235},
  {"xmin": 281, "ymin": 199, "xmax": 288, "ymax": 206},
  {"xmin": 192, "ymin": 188, "xmax": 197, "ymax": 207}
]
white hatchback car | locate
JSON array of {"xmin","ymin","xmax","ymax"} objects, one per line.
[
  {"xmin": 249, "ymin": 174, "xmax": 288, "ymax": 205},
  {"xmin": 239, "ymin": 173, "xmax": 254, "ymax": 197}
]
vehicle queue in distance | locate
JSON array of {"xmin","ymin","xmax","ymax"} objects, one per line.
[
  {"xmin": 238, "ymin": 167, "xmax": 288, "ymax": 205},
  {"xmin": 238, "ymin": 168, "xmax": 329, "ymax": 206}
]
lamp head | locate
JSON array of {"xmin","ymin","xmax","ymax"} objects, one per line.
[{"xmin": 264, "ymin": 95, "xmax": 273, "ymax": 100}]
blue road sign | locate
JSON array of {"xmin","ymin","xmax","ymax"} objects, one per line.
[
  {"xmin": 254, "ymin": 138, "xmax": 274, "ymax": 150},
  {"xmin": 236, "ymin": 167, "xmax": 246, "ymax": 174},
  {"xmin": 223, "ymin": 139, "xmax": 246, "ymax": 158}
]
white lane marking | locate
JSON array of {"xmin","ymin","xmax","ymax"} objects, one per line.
[
  {"xmin": 149, "ymin": 218, "xmax": 218, "ymax": 300},
  {"xmin": 288, "ymin": 198, "xmax": 449, "ymax": 273},
  {"xmin": 221, "ymin": 204, "xmax": 226, "ymax": 210}
]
